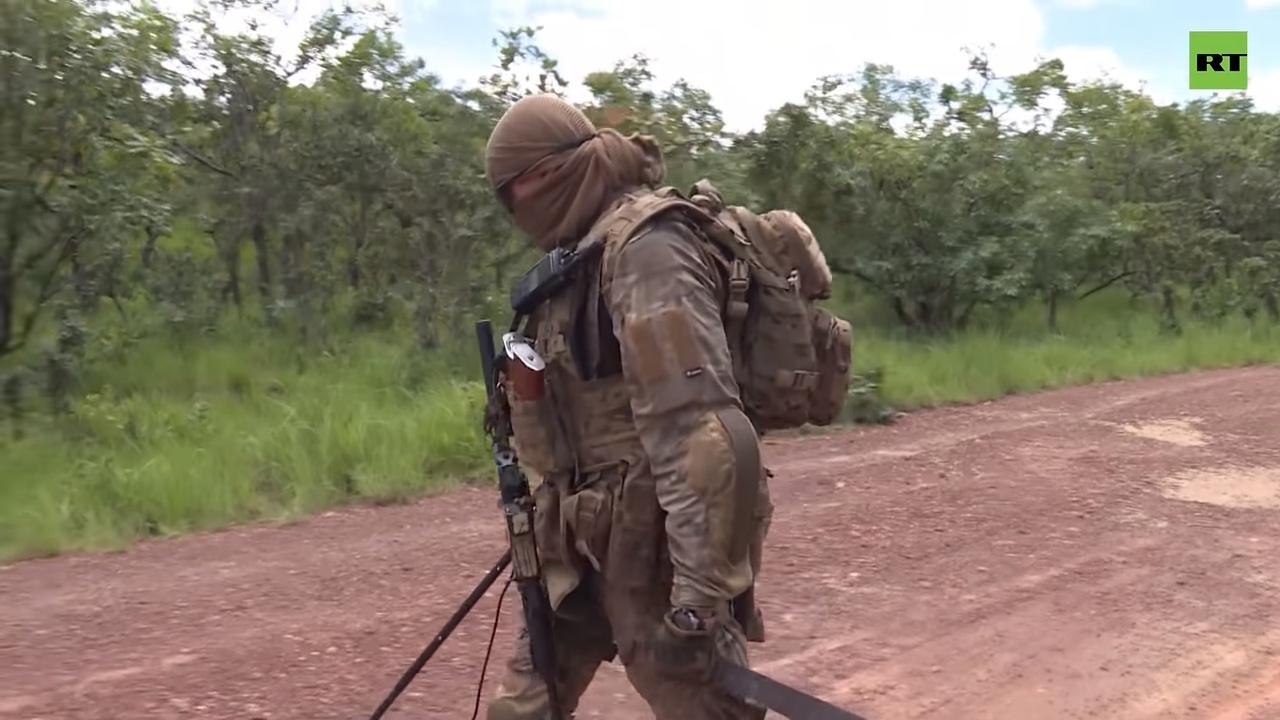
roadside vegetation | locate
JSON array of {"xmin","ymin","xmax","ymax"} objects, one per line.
[{"xmin": 3, "ymin": 0, "xmax": 1279, "ymax": 561}]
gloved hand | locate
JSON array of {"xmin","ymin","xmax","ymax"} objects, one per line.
[{"xmin": 652, "ymin": 607, "xmax": 719, "ymax": 682}]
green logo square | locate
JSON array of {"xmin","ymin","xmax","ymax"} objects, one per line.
[{"xmin": 1189, "ymin": 31, "xmax": 1248, "ymax": 90}]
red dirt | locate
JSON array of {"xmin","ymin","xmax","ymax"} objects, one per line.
[{"xmin": 5, "ymin": 366, "xmax": 1280, "ymax": 720}]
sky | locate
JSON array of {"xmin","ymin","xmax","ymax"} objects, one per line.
[{"xmin": 161, "ymin": 0, "xmax": 1280, "ymax": 133}]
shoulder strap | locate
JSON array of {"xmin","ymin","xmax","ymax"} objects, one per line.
[
  {"xmin": 593, "ymin": 187, "xmax": 754, "ymax": 383},
  {"xmin": 585, "ymin": 189, "xmax": 692, "ymax": 250},
  {"xmin": 594, "ymin": 188, "xmax": 706, "ymax": 297}
]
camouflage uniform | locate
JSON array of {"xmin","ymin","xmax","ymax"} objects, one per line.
[
  {"xmin": 486, "ymin": 206, "xmax": 769, "ymax": 720},
  {"xmin": 481, "ymin": 93, "xmax": 773, "ymax": 720}
]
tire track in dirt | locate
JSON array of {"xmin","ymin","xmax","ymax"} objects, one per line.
[{"xmin": 2, "ymin": 366, "xmax": 1280, "ymax": 720}]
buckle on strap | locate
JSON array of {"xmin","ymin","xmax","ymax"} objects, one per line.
[{"xmin": 727, "ymin": 259, "xmax": 750, "ymax": 321}]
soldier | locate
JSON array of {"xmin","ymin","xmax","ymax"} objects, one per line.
[{"xmin": 482, "ymin": 93, "xmax": 770, "ymax": 720}]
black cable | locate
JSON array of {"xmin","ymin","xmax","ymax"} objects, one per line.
[{"xmin": 470, "ymin": 578, "xmax": 513, "ymax": 720}]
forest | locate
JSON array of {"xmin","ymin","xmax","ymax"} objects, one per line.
[{"xmin": 3, "ymin": 0, "xmax": 1280, "ymax": 561}]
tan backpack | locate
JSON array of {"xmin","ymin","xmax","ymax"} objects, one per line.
[{"xmin": 590, "ymin": 181, "xmax": 853, "ymax": 431}]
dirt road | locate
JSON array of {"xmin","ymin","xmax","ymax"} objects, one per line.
[{"xmin": 4, "ymin": 367, "xmax": 1280, "ymax": 720}]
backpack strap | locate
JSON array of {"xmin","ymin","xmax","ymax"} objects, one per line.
[
  {"xmin": 584, "ymin": 188, "xmax": 690, "ymax": 252},
  {"xmin": 594, "ymin": 188, "xmax": 712, "ymax": 303},
  {"xmin": 592, "ymin": 188, "xmax": 761, "ymax": 393},
  {"xmin": 723, "ymin": 257, "xmax": 750, "ymax": 365},
  {"xmin": 685, "ymin": 197, "xmax": 754, "ymax": 377}
]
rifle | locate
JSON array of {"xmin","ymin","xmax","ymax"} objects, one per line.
[
  {"xmin": 365, "ymin": 316, "xmax": 868, "ymax": 720},
  {"xmin": 365, "ymin": 319, "xmax": 561, "ymax": 720},
  {"xmin": 474, "ymin": 319, "xmax": 564, "ymax": 719}
]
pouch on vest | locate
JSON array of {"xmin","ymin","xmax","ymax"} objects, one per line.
[{"xmin": 503, "ymin": 378, "xmax": 575, "ymax": 481}]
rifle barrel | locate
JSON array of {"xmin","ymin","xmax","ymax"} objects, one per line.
[{"xmin": 475, "ymin": 320, "xmax": 497, "ymax": 400}]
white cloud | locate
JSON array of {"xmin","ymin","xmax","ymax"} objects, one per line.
[
  {"xmin": 479, "ymin": 0, "xmax": 1163, "ymax": 133},
  {"xmin": 1053, "ymin": 0, "xmax": 1123, "ymax": 8},
  {"xmin": 153, "ymin": 0, "xmax": 1274, "ymax": 131},
  {"xmin": 1247, "ymin": 67, "xmax": 1280, "ymax": 110},
  {"xmin": 1050, "ymin": 45, "xmax": 1170, "ymax": 101},
  {"xmin": 1245, "ymin": 0, "xmax": 1280, "ymax": 9},
  {"xmin": 151, "ymin": 0, "xmax": 416, "ymax": 82},
  {"xmin": 1177, "ymin": 70, "xmax": 1280, "ymax": 114}
]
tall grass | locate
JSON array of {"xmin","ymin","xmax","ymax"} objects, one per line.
[
  {"xmin": 862, "ymin": 292, "xmax": 1280, "ymax": 407},
  {"xmin": 1, "ymin": 328, "xmax": 489, "ymax": 561},
  {"xmin": 2, "ymin": 289, "xmax": 1278, "ymax": 562}
]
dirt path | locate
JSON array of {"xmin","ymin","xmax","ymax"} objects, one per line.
[{"xmin": 4, "ymin": 367, "xmax": 1280, "ymax": 720}]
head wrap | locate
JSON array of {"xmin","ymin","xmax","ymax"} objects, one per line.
[{"xmin": 485, "ymin": 94, "xmax": 666, "ymax": 250}]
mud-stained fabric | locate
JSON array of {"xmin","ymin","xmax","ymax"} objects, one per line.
[
  {"xmin": 484, "ymin": 139, "xmax": 775, "ymax": 715},
  {"xmin": 744, "ymin": 466, "xmax": 774, "ymax": 642},
  {"xmin": 486, "ymin": 216, "xmax": 768, "ymax": 720},
  {"xmin": 484, "ymin": 94, "xmax": 666, "ymax": 251},
  {"xmin": 485, "ymin": 578, "xmax": 615, "ymax": 720},
  {"xmin": 603, "ymin": 221, "xmax": 761, "ymax": 610},
  {"xmin": 488, "ymin": 458, "xmax": 765, "ymax": 720}
]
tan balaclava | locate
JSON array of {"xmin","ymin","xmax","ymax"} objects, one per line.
[{"xmin": 485, "ymin": 94, "xmax": 667, "ymax": 251}]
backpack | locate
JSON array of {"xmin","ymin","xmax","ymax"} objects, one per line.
[{"xmin": 590, "ymin": 181, "xmax": 854, "ymax": 431}]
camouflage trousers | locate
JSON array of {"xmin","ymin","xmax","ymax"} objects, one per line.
[{"xmin": 484, "ymin": 464, "xmax": 773, "ymax": 720}]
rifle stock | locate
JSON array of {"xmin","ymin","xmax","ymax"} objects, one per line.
[{"xmin": 475, "ymin": 319, "xmax": 563, "ymax": 720}]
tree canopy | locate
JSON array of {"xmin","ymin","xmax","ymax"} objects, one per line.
[
  {"xmin": 4, "ymin": 0, "xmax": 1280, "ymax": 382},
  {"xmin": 6, "ymin": 0, "xmax": 1280, "ymax": 559}
]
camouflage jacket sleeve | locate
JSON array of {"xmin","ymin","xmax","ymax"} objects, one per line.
[{"xmin": 603, "ymin": 216, "xmax": 763, "ymax": 611}]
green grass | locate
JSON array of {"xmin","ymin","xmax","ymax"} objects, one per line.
[
  {"xmin": 2, "ymin": 289, "xmax": 1278, "ymax": 563},
  {"xmin": 1, "ymin": 329, "xmax": 490, "ymax": 561},
  {"xmin": 862, "ymin": 293, "xmax": 1280, "ymax": 408}
]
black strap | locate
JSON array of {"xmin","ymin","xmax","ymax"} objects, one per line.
[{"xmin": 713, "ymin": 662, "xmax": 869, "ymax": 720}]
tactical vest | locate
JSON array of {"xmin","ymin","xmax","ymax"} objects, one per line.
[
  {"xmin": 505, "ymin": 184, "xmax": 853, "ymax": 479},
  {"xmin": 503, "ymin": 236, "xmax": 641, "ymax": 486}
]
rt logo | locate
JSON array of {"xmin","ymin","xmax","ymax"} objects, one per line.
[{"xmin": 1189, "ymin": 31, "xmax": 1248, "ymax": 90}]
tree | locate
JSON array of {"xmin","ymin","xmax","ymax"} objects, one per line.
[{"xmin": 3, "ymin": 0, "xmax": 1279, "ymax": 408}]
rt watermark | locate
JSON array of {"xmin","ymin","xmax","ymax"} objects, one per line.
[{"xmin": 1189, "ymin": 31, "xmax": 1247, "ymax": 91}]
